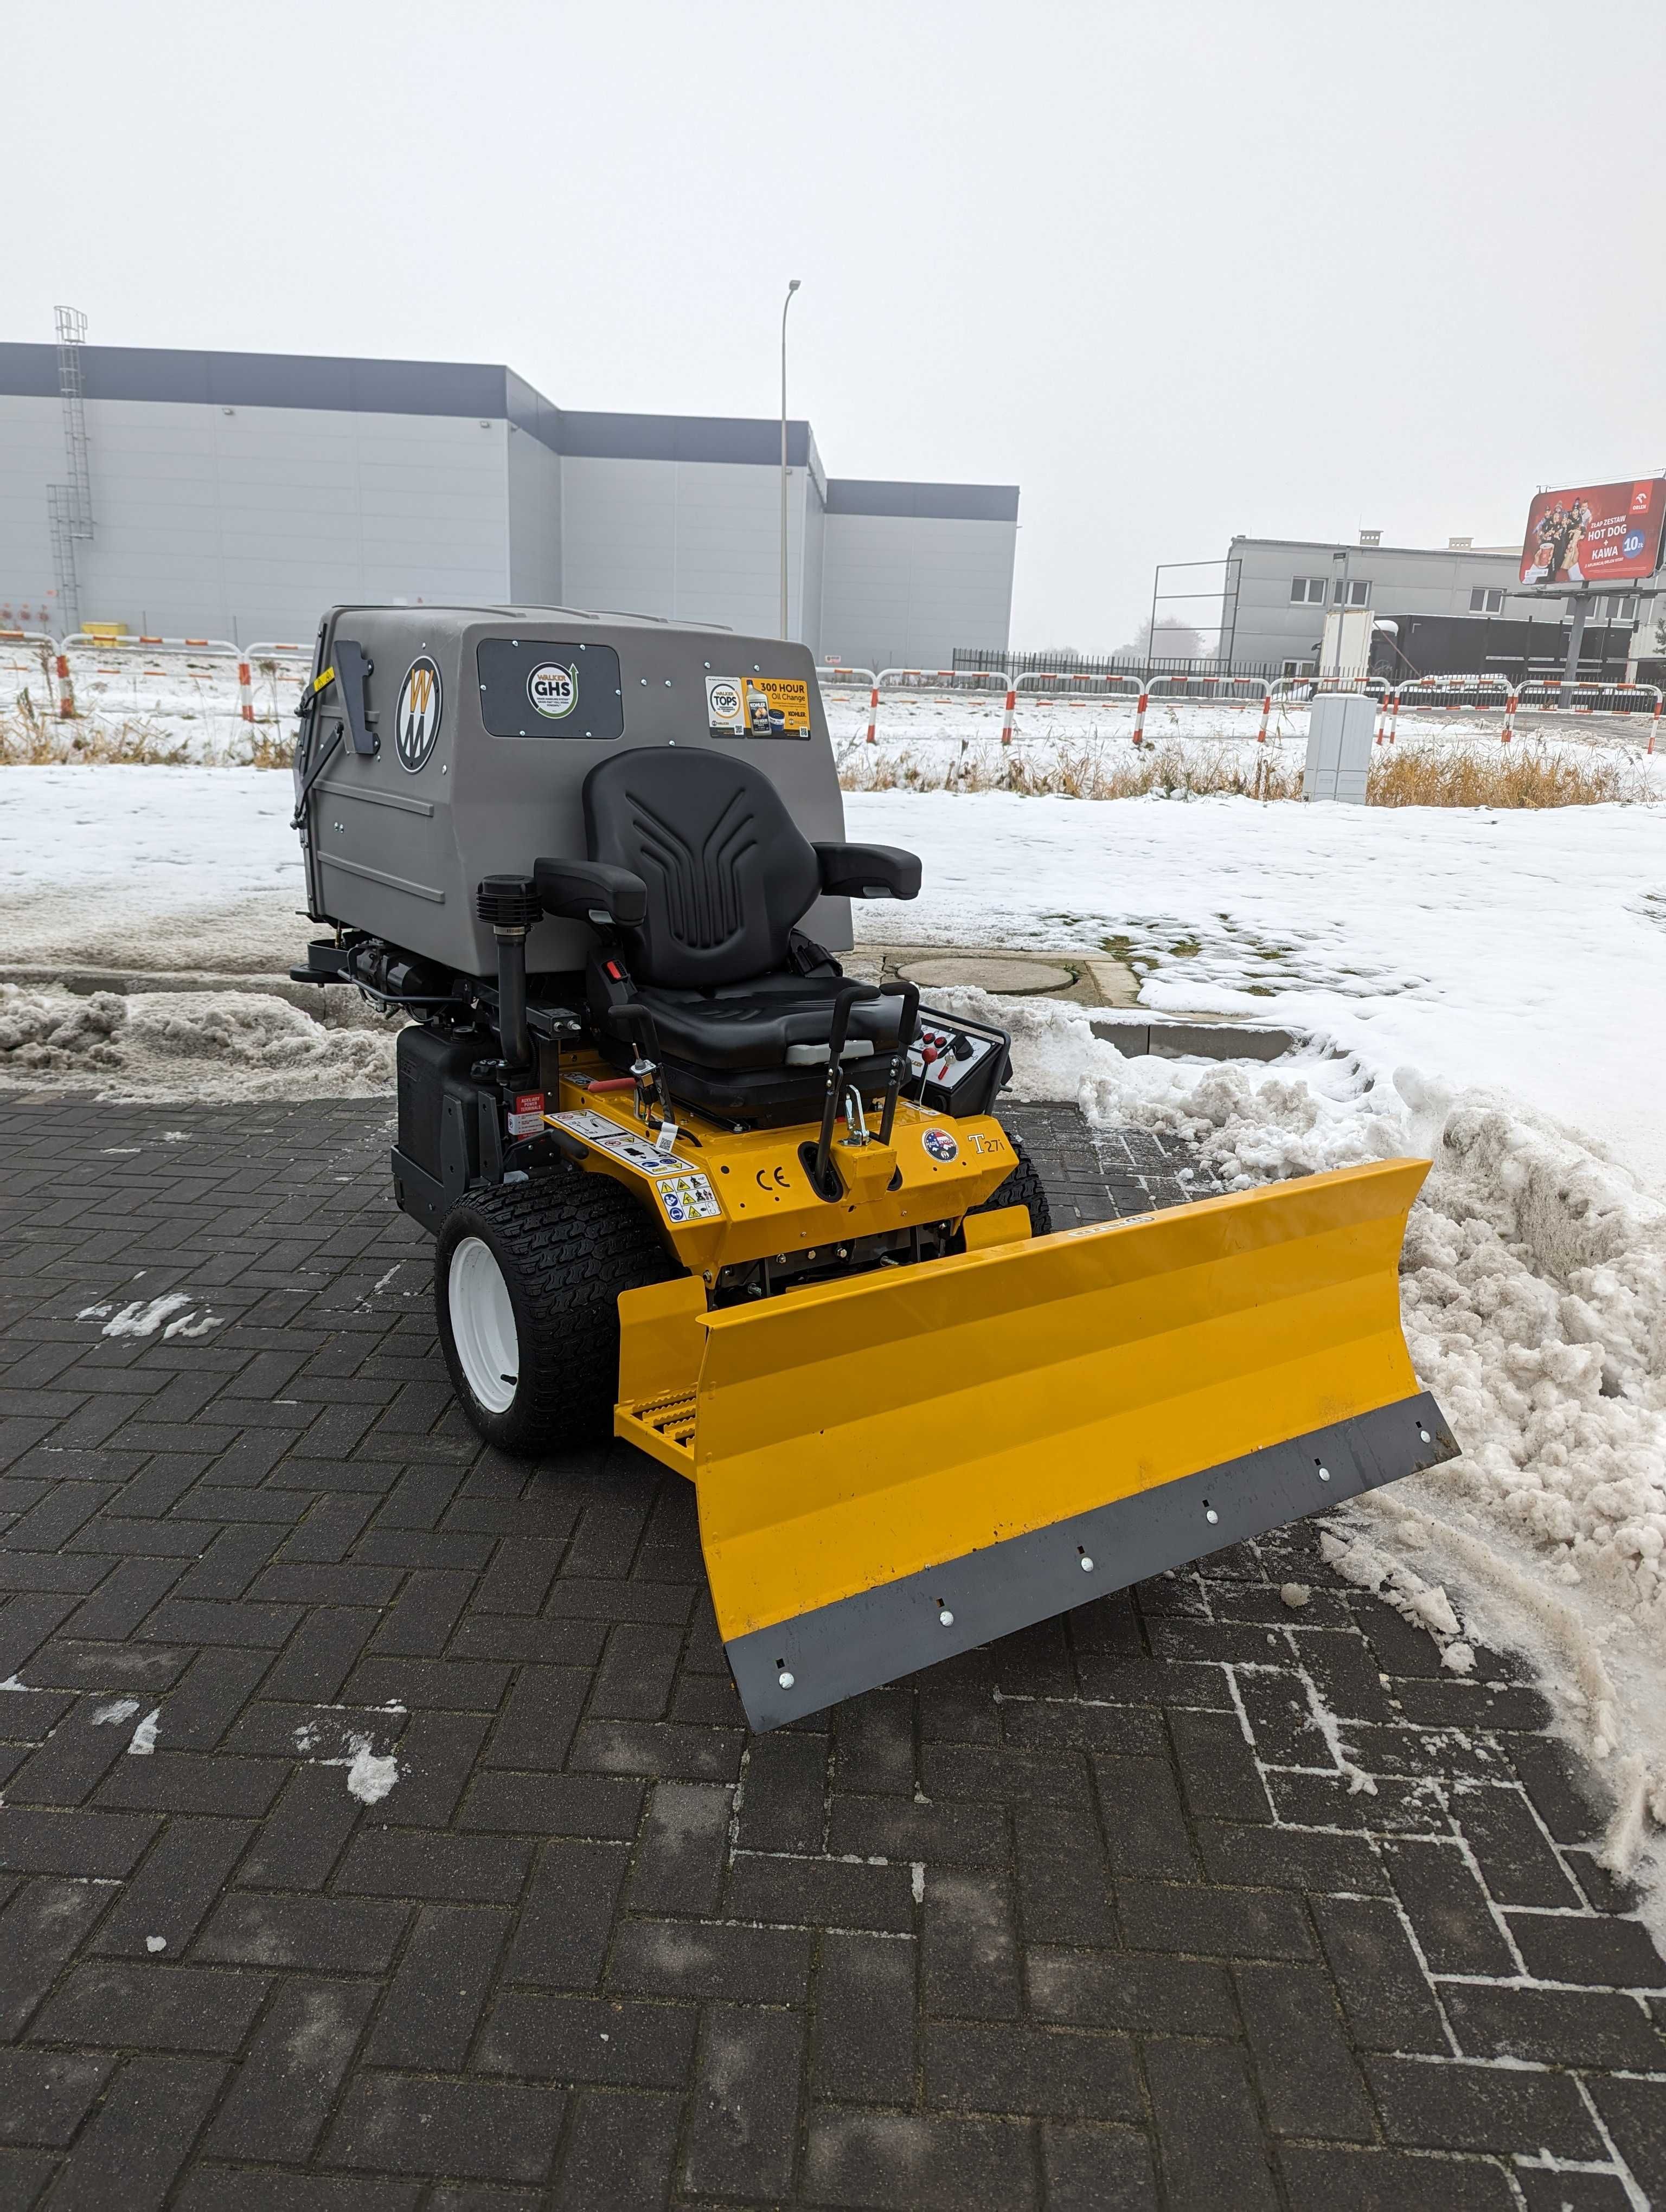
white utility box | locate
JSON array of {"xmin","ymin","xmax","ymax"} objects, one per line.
[{"xmin": 1303, "ymin": 692, "xmax": 1376, "ymax": 803}]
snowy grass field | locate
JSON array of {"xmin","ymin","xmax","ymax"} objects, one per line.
[
  {"xmin": 3, "ymin": 699, "xmax": 1666, "ymax": 1907},
  {"xmin": 821, "ymin": 681, "xmax": 1666, "ymax": 805}
]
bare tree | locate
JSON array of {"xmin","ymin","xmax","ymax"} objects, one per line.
[{"xmin": 1120, "ymin": 616, "xmax": 1207, "ymax": 664}]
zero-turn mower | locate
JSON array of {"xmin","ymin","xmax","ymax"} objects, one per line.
[{"xmin": 291, "ymin": 605, "xmax": 1458, "ymax": 1728}]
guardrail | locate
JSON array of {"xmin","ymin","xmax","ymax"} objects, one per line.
[
  {"xmin": 242, "ymin": 640, "xmax": 317, "ymax": 723},
  {"xmin": 1513, "ymin": 678, "xmax": 1664, "ymax": 752},
  {"xmin": 1381, "ymin": 674, "xmax": 1509, "ymax": 747},
  {"xmin": 814, "ymin": 666, "xmax": 880, "ymax": 745}
]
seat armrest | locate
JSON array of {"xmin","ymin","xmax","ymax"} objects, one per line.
[
  {"xmin": 812, "ymin": 842, "xmax": 921, "ymax": 901},
  {"xmin": 534, "ymin": 858, "xmax": 648, "ymax": 928}
]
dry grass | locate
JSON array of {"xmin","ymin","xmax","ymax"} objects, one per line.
[
  {"xmin": 838, "ymin": 735, "xmax": 1650, "ymax": 808},
  {"xmin": 1367, "ymin": 742, "xmax": 1634, "ymax": 808},
  {"xmin": 838, "ymin": 739, "xmax": 1302, "ymax": 801},
  {"xmin": 0, "ymin": 695, "xmax": 293, "ymax": 769}
]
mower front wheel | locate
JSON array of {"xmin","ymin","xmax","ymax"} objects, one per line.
[{"xmin": 435, "ymin": 1170, "xmax": 677, "ymax": 1455}]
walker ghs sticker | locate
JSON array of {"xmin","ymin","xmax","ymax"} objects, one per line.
[
  {"xmin": 657, "ymin": 1172, "xmax": 722, "ymax": 1226},
  {"xmin": 395, "ymin": 655, "xmax": 443, "ymax": 772},
  {"xmin": 549, "ymin": 1109, "xmax": 688, "ymax": 1178},
  {"xmin": 707, "ymin": 674, "xmax": 812, "ymax": 738},
  {"xmin": 921, "ymin": 1128, "xmax": 959, "ymax": 1162},
  {"xmin": 527, "ymin": 661, "xmax": 578, "ymax": 719}
]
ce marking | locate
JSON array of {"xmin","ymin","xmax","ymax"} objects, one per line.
[{"xmin": 755, "ymin": 1165, "xmax": 791, "ymax": 1191}]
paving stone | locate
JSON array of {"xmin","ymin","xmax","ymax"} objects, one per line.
[
  {"xmin": 324, "ymin": 2073, "xmax": 565, "ymax": 2185},
  {"xmin": 41, "ymin": 2053, "xmax": 228, "ymax": 2212},
  {"xmin": 682, "ymin": 2002, "xmax": 805, "ymax": 2199},
  {"xmin": 1041, "ymin": 2123, "xmax": 1159, "ymax": 2211},
  {"xmin": 1144, "ymin": 2039, "xmax": 1280, "ymax": 2210},
  {"xmin": 552, "ymin": 2087, "xmax": 682, "ymax": 2210},
  {"xmin": 3, "ymin": 1099, "xmax": 1662, "ymax": 2205},
  {"xmin": 925, "ymin": 2019, "xmax": 1140, "ymax": 2121},
  {"xmin": 1365, "ymin": 2053, "xmax": 1603, "ymax": 2157},
  {"xmin": 0, "ymin": 2049, "xmax": 113, "ymax": 2149},
  {"xmin": 202, "ymin": 1978, "xmax": 378, "ymax": 2162},
  {"xmin": 811, "ymin": 1928, "xmax": 917, "ymax": 2104},
  {"xmin": 30, "ymin": 1959, "xmax": 267, "ymax": 2054}
]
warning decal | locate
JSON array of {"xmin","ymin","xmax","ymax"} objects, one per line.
[
  {"xmin": 707, "ymin": 674, "xmax": 812, "ymax": 740},
  {"xmin": 657, "ymin": 1172, "xmax": 722, "ymax": 1226},
  {"xmin": 548, "ymin": 1108, "xmax": 688, "ymax": 1178}
]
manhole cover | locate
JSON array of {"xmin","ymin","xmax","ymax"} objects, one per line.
[{"xmin": 899, "ymin": 956, "xmax": 1077, "ymax": 996}]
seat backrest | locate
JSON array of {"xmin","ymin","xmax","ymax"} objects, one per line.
[{"xmin": 582, "ymin": 747, "xmax": 821, "ymax": 988}]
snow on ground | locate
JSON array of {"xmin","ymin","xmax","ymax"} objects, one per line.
[
  {"xmin": 846, "ymin": 789, "xmax": 1666, "ymax": 1199},
  {"xmin": 0, "ymin": 766, "xmax": 305, "ymax": 970}
]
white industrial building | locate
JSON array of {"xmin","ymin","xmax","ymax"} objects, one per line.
[
  {"xmin": 0, "ymin": 340, "xmax": 1019, "ymax": 668},
  {"xmin": 1224, "ymin": 530, "xmax": 1656, "ymax": 674}
]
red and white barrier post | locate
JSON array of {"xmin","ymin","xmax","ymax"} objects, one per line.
[
  {"xmin": 1131, "ymin": 680, "xmax": 1150, "ymax": 747},
  {"xmin": 1255, "ymin": 684, "xmax": 1271, "ymax": 744},
  {"xmin": 55, "ymin": 651, "xmax": 75, "ymax": 720},
  {"xmin": 999, "ymin": 676, "xmax": 1016, "ymax": 747},
  {"xmin": 1650, "ymin": 695, "xmax": 1661, "ymax": 756},
  {"xmin": 238, "ymin": 658, "xmax": 253, "ymax": 723},
  {"xmin": 865, "ymin": 678, "xmax": 879, "ymax": 746},
  {"xmin": 1502, "ymin": 686, "xmax": 1518, "ymax": 745}
]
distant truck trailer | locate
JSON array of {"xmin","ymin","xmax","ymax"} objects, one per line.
[{"xmin": 1368, "ymin": 611, "xmax": 1634, "ymax": 685}]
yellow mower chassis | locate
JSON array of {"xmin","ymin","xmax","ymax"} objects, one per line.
[{"xmin": 546, "ymin": 1074, "xmax": 1457, "ymax": 1729}]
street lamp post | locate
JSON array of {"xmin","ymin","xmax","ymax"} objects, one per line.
[{"xmin": 780, "ymin": 278, "xmax": 800, "ymax": 640}]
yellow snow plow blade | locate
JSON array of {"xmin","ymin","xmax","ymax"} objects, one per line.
[{"xmin": 616, "ymin": 1157, "xmax": 1458, "ymax": 1728}]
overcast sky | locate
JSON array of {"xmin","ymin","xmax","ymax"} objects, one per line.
[{"xmin": 5, "ymin": 0, "xmax": 1663, "ymax": 650}]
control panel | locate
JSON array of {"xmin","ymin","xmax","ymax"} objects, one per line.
[{"xmin": 906, "ymin": 1015, "xmax": 1002, "ymax": 1114}]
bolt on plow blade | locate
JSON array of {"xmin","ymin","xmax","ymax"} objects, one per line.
[{"xmin": 616, "ymin": 1158, "xmax": 1458, "ymax": 1729}]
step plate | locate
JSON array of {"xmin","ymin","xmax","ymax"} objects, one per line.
[{"xmin": 725, "ymin": 1389, "xmax": 1458, "ymax": 1731}]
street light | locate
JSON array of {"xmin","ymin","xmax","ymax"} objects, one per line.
[{"xmin": 780, "ymin": 278, "xmax": 800, "ymax": 640}]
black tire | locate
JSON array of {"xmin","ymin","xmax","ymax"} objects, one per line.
[
  {"xmin": 435, "ymin": 1169, "xmax": 678, "ymax": 1456},
  {"xmin": 967, "ymin": 1125, "xmax": 1053, "ymax": 1238}
]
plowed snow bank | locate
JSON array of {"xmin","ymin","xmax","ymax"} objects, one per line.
[{"xmin": 0, "ymin": 984, "xmax": 398, "ymax": 1100}]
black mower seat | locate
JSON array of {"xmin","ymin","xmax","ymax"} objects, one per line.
[
  {"xmin": 535, "ymin": 746, "xmax": 919, "ymax": 1094},
  {"xmin": 618, "ymin": 973, "xmax": 909, "ymax": 1073}
]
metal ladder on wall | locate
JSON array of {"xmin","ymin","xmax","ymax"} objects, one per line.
[{"xmin": 47, "ymin": 305, "xmax": 93, "ymax": 635}]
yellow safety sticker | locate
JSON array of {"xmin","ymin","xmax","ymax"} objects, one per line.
[
  {"xmin": 312, "ymin": 666, "xmax": 336, "ymax": 693},
  {"xmin": 657, "ymin": 1172, "xmax": 722, "ymax": 1225}
]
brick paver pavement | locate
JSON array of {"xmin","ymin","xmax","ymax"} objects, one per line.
[{"xmin": 0, "ymin": 1095, "xmax": 1661, "ymax": 2208}]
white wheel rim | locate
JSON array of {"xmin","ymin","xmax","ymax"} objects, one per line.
[{"xmin": 448, "ymin": 1236, "xmax": 520, "ymax": 1414}]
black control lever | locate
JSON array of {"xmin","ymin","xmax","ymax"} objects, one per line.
[
  {"xmin": 612, "ymin": 1002, "xmax": 679, "ymax": 1152},
  {"xmin": 803, "ymin": 981, "xmax": 880, "ymax": 1200},
  {"xmin": 876, "ymin": 982, "xmax": 919, "ymax": 1147}
]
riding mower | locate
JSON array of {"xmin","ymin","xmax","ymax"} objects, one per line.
[{"xmin": 291, "ymin": 606, "xmax": 1458, "ymax": 1728}]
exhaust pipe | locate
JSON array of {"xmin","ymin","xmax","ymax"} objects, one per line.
[{"xmin": 475, "ymin": 875, "xmax": 540, "ymax": 1075}]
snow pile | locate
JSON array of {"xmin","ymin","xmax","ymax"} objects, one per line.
[
  {"xmin": 951, "ymin": 987, "xmax": 1666, "ymax": 1886},
  {"xmin": 0, "ymin": 983, "xmax": 398, "ymax": 1100},
  {"xmin": 1318, "ymin": 1529, "xmax": 1474, "ymax": 1673}
]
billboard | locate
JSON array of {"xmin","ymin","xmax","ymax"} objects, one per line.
[{"xmin": 1519, "ymin": 478, "xmax": 1666, "ymax": 588}]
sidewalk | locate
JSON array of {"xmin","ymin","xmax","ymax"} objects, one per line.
[{"xmin": 0, "ymin": 1097, "xmax": 1660, "ymax": 2207}]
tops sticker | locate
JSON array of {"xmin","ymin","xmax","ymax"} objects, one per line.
[
  {"xmin": 527, "ymin": 662, "xmax": 578, "ymax": 719},
  {"xmin": 395, "ymin": 655, "xmax": 443, "ymax": 772}
]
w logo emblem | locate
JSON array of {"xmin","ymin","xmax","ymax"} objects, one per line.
[{"xmin": 395, "ymin": 655, "xmax": 444, "ymax": 772}]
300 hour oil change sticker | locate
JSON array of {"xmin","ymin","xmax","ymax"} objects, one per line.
[{"xmin": 706, "ymin": 674, "xmax": 811, "ymax": 739}]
